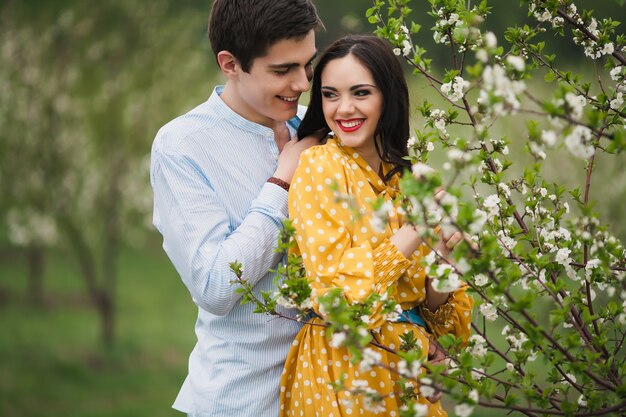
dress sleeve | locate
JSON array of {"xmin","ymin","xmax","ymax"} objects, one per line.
[
  {"xmin": 289, "ymin": 147, "xmax": 411, "ymax": 315},
  {"xmin": 420, "ymin": 284, "xmax": 474, "ymax": 343}
]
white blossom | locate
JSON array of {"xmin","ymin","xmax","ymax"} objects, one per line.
[
  {"xmin": 433, "ymin": 31, "xmax": 448, "ymax": 44},
  {"xmin": 468, "ymin": 389, "xmax": 479, "ymax": 403},
  {"xmin": 455, "ymin": 404, "xmax": 474, "ymax": 417},
  {"xmin": 565, "ymin": 92, "xmax": 587, "ymax": 120},
  {"xmin": 419, "ymin": 379, "xmax": 435, "ymax": 397},
  {"xmin": 565, "ymin": 373, "xmax": 577, "ymax": 384},
  {"xmin": 541, "ymin": 129, "xmax": 558, "ymax": 147},
  {"xmin": 610, "ymin": 66, "xmax": 623, "ymax": 81},
  {"xmin": 467, "ymin": 334, "xmax": 488, "ymax": 357},
  {"xmin": 468, "ymin": 209, "xmax": 488, "ymax": 235},
  {"xmin": 412, "ymin": 162, "xmax": 435, "ymax": 180},
  {"xmin": 483, "ymin": 194, "xmax": 501, "ymax": 217},
  {"xmin": 610, "ymin": 92, "xmax": 624, "ymax": 110},
  {"xmin": 363, "ymin": 396, "xmax": 385, "ymax": 414},
  {"xmin": 474, "ymin": 273, "xmax": 489, "ymax": 287},
  {"xmin": 423, "ymin": 251, "xmax": 437, "ymax": 269},
  {"xmin": 497, "ymin": 182, "xmax": 511, "ymax": 198},
  {"xmin": 448, "ymin": 148, "xmax": 472, "ymax": 164},
  {"xmin": 330, "ymin": 332, "xmax": 347, "ymax": 348},
  {"xmin": 529, "ymin": 141, "xmax": 546, "ymax": 159},
  {"xmin": 441, "ymin": 76, "xmax": 470, "ymax": 102},
  {"xmin": 484, "ymin": 31, "xmax": 497, "ymax": 48},
  {"xmin": 478, "ymin": 64, "xmax": 526, "ymax": 115},
  {"xmin": 555, "ymin": 247, "xmax": 571, "ymax": 266},
  {"xmin": 564, "ymin": 125, "xmax": 595, "ymax": 159},
  {"xmin": 413, "ymin": 403, "xmax": 428, "ymax": 416},
  {"xmin": 370, "ymin": 216, "xmax": 386, "ymax": 233},
  {"xmin": 429, "ymin": 108, "xmax": 448, "ymax": 135},
  {"xmin": 401, "ymin": 39, "xmax": 412, "ymax": 57},
  {"xmin": 506, "ymin": 332, "xmax": 528, "ymax": 352},
  {"xmin": 476, "ymin": 48, "xmax": 488, "ymax": 63},
  {"xmin": 359, "ymin": 347, "xmax": 382, "ymax": 372},
  {"xmin": 479, "ymin": 302, "xmax": 498, "ymax": 321},
  {"xmin": 371, "ymin": 200, "xmax": 393, "ymax": 233},
  {"xmin": 506, "ymin": 55, "xmax": 525, "ymax": 71},
  {"xmin": 432, "ymin": 273, "xmax": 461, "ymax": 292},
  {"xmin": 397, "ymin": 358, "xmax": 422, "ymax": 378},
  {"xmin": 535, "ymin": 9, "xmax": 552, "ymax": 22},
  {"xmin": 471, "ymin": 367, "xmax": 485, "ymax": 381}
]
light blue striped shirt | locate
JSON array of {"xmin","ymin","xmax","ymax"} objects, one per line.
[{"xmin": 150, "ymin": 86, "xmax": 304, "ymax": 417}]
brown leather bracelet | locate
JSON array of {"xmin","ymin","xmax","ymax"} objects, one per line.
[{"xmin": 267, "ymin": 176, "xmax": 290, "ymax": 192}]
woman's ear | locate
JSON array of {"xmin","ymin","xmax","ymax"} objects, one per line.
[{"xmin": 217, "ymin": 51, "xmax": 239, "ymax": 80}]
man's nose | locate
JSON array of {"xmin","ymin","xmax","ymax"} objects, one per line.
[{"xmin": 291, "ymin": 68, "xmax": 311, "ymax": 92}]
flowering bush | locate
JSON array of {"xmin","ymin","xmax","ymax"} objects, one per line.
[{"xmin": 233, "ymin": 0, "xmax": 626, "ymax": 415}]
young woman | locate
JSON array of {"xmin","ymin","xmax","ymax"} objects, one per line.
[{"xmin": 280, "ymin": 35, "xmax": 473, "ymax": 417}]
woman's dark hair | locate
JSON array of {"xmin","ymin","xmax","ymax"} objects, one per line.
[{"xmin": 298, "ymin": 34, "xmax": 411, "ymax": 181}]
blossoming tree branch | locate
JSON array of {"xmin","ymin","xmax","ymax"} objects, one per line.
[{"xmin": 231, "ymin": 0, "xmax": 626, "ymax": 415}]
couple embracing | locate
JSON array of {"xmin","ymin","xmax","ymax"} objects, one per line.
[{"xmin": 150, "ymin": 1, "xmax": 473, "ymax": 416}]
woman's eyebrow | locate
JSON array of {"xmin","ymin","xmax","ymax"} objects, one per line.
[
  {"xmin": 350, "ymin": 84, "xmax": 376, "ymax": 91},
  {"xmin": 320, "ymin": 84, "xmax": 376, "ymax": 91}
]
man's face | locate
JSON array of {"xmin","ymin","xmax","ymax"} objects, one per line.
[{"xmin": 231, "ymin": 30, "xmax": 316, "ymax": 127}]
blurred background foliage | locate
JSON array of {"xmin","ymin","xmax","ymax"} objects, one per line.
[{"xmin": 0, "ymin": 0, "xmax": 624, "ymax": 416}]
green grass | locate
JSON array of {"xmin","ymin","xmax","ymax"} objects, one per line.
[
  {"xmin": 0, "ymin": 239, "xmax": 536, "ymax": 417},
  {"xmin": 0, "ymin": 241, "xmax": 196, "ymax": 417}
]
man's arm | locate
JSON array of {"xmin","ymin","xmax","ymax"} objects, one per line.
[
  {"xmin": 152, "ymin": 148, "xmax": 287, "ymax": 316},
  {"xmin": 151, "ymin": 134, "xmax": 319, "ymax": 316}
]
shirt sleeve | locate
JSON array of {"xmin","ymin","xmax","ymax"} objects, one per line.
[
  {"xmin": 151, "ymin": 146, "xmax": 288, "ymax": 316},
  {"xmin": 289, "ymin": 148, "xmax": 411, "ymax": 315}
]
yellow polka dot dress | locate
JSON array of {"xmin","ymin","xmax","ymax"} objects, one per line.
[{"xmin": 280, "ymin": 138, "xmax": 473, "ymax": 417}]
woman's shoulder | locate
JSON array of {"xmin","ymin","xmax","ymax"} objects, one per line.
[{"xmin": 299, "ymin": 137, "xmax": 348, "ymax": 168}]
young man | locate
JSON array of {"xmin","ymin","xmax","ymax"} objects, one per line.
[{"xmin": 150, "ymin": 1, "xmax": 322, "ymax": 416}]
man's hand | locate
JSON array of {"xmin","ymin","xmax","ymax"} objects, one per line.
[
  {"xmin": 424, "ymin": 340, "xmax": 446, "ymax": 403},
  {"xmin": 273, "ymin": 133, "xmax": 322, "ymax": 184}
]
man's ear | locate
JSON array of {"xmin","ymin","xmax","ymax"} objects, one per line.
[{"xmin": 217, "ymin": 51, "xmax": 240, "ymax": 80}]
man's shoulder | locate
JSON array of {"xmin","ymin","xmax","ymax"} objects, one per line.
[{"xmin": 152, "ymin": 98, "xmax": 225, "ymax": 155}]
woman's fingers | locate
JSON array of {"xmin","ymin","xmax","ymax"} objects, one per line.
[{"xmin": 444, "ymin": 231, "xmax": 464, "ymax": 249}]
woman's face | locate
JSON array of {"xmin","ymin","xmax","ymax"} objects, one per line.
[{"xmin": 320, "ymin": 54, "xmax": 382, "ymax": 161}]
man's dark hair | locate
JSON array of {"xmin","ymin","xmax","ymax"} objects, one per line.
[
  {"xmin": 208, "ymin": 0, "xmax": 322, "ymax": 72},
  {"xmin": 298, "ymin": 34, "xmax": 411, "ymax": 182}
]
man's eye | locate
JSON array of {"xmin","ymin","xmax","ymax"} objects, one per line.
[
  {"xmin": 305, "ymin": 64, "xmax": 313, "ymax": 81},
  {"xmin": 273, "ymin": 70, "xmax": 288, "ymax": 76}
]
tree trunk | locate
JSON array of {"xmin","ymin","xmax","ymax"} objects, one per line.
[
  {"xmin": 97, "ymin": 289, "xmax": 115, "ymax": 346},
  {"xmin": 27, "ymin": 245, "xmax": 45, "ymax": 306}
]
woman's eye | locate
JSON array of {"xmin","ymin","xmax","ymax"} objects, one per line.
[
  {"xmin": 321, "ymin": 91, "xmax": 336, "ymax": 99},
  {"xmin": 354, "ymin": 89, "xmax": 371, "ymax": 97}
]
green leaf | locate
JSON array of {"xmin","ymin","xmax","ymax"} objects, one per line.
[{"xmin": 544, "ymin": 71, "xmax": 556, "ymax": 82}]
